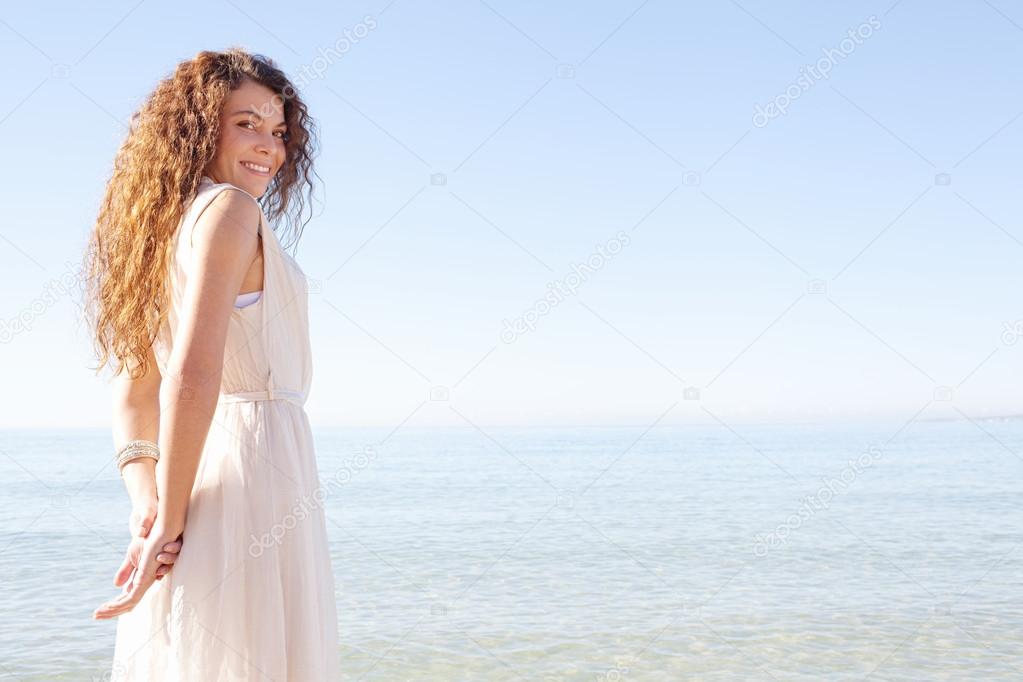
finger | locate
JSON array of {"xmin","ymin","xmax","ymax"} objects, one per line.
[
  {"xmin": 94, "ymin": 592, "xmax": 139, "ymax": 619},
  {"xmin": 126, "ymin": 555, "xmax": 159, "ymax": 600},
  {"xmin": 162, "ymin": 540, "xmax": 182, "ymax": 553},
  {"xmin": 129, "ymin": 507, "xmax": 157, "ymax": 538},
  {"xmin": 113, "ymin": 553, "xmax": 134, "ymax": 587},
  {"xmin": 101, "ymin": 578, "xmax": 149, "ymax": 616},
  {"xmin": 155, "ymin": 567, "xmax": 173, "ymax": 580},
  {"xmin": 122, "ymin": 566, "xmax": 138, "ymax": 594},
  {"xmin": 142, "ymin": 507, "xmax": 157, "ymax": 535},
  {"xmin": 156, "ymin": 551, "xmax": 178, "ymax": 564},
  {"xmin": 97, "ymin": 566, "xmax": 142, "ymax": 615},
  {"xmin": 95, "ymin": 571, "xmax": 137, "ymax": 619},
  {"xmin": 94, "ymin": 573, "xmax": 150, "ymax": 619},
  {"xmin": 94, "ymin": 537, "xmax": 165, "ymax": 619}
]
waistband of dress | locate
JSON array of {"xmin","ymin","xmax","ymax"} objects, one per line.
[{"xmin": 218, "ymin": 388, "xmax": 305, "ymax": 407}]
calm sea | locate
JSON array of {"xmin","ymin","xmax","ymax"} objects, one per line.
[{"xmin": 1, "ymin": 421, "xmax": 1020, "ymax": 680}]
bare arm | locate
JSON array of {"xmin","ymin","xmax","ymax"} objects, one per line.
[
  {"xmin": 154, "ymin": 189, "xmax": 262, "ymax": 538},
  {"xmin": 111, "ymin": 345, "xmax": 162, "ymax": 532},
  {"xmin": 109, "ymin": 356, "xmax": 185, "ymax": 586}
]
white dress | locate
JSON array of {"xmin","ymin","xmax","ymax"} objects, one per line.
[{"xmin": 110, "ymin": 176, "xmax": 340, "ymax": 680}]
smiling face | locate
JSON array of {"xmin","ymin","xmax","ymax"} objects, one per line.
[{"xmin": 203, "ymin": 79, "xmax": 288, "ymax": 198}]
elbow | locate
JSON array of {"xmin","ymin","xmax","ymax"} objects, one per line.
[
  {"xmin": 113, "ymin": 378, "xmax": 161, "ymax": 414},
  {"xmin": 160, "ymin": 360, "xmax": 224, "ymax": 406}
]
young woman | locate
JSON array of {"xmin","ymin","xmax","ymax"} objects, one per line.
[{"xmin": 83, "ymin": 48, "xmax": 340, "ymax": 679}]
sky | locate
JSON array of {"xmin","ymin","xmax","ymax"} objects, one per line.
[{"xmin": 1, "ymin": 0, "xmax": 1022, "ymax": 429}]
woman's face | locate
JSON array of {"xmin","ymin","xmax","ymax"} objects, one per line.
[{"xmin": 203, "ymin": 79, "xmax": 288, "ymax": 198}]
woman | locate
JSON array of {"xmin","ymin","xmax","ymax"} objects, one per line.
[{"xmin": 82, "ymin": 48, "xmax": 340, "ymax": 680}]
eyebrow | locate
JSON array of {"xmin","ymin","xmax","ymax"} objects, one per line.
[{"xmin": 230, "ymin": 109, "xmax": 287, "ymax": 128}]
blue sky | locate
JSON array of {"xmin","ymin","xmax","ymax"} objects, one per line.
[{"xmin": 1, "ymin": 1, "xmax": 1022, "ymax": 428}]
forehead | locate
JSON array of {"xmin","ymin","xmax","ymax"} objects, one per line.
[{"xmin": 223, "ymin": 80, "xmax": 285, "ymax": 123}]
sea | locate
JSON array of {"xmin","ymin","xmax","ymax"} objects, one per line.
[{"xmin": 0, "ymin": 420, "xmax": 1020, "ymax": 680}]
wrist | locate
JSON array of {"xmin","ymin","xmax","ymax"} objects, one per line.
[
  {"xmin": 121, "ymin": 459, "xmax": 158, "ymax": 506},
  {"xmin": 131, "ymin": 494, "xmax": 158, "ymax": 513},
  {"xmin": 155, "ymin": 503, "xmax": 186, "ymax": 538}
]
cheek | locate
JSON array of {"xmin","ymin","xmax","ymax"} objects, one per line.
[{"xmin": 216, "ymin": 127, "xmax": 244, "ymax": 159}]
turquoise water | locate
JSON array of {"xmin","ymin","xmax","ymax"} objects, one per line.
[{"xmin": 1, "ymin": 421, "xmax": 1021, "ymax": 680}]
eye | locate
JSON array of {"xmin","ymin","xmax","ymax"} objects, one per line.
[{"xmin": 273, "ymin": 130, "xmax": 287, "ymax": 140}]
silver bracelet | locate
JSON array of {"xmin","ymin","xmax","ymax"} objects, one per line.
[{"xmin": 117, "ymin": 439, "xmax": 160, "ymax": 476}]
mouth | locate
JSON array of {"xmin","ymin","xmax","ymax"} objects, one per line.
[{"xmin": 240, "ymin": 160, "xmax": 272, "ymax": 177}]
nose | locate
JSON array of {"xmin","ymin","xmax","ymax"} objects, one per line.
[{"xmin": 253, "ymin": 131, "xmax": 276, "ymax": 156}]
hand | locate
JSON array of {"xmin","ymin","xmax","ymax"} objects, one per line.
[
  {"xmin": 94, "ymin": 522, "xmax": 183, "ymax": 620},
  {"xmin": 128, "ymin": 498, "xmax": 158, "ymax": 538},
  {"xmin": 113, "ymin": 533, "xmax": 182, "ymax": 587},
  {"xmin": 116, "ymin": 500, "xmax": 181, "ymax": 585}
]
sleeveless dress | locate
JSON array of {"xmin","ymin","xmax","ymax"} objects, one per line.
[{"xmin": 110, "ymin": 176, "xmax": 341, "ymax": 680}]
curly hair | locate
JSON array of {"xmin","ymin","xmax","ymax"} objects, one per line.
[{"xmin": 82, "ymin": 47, "xmax": 319, "ymax": 380}]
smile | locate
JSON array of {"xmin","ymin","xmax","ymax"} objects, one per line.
[{"xmin": 241, "ymin": 161, "xmax": 271, "ymax": 176}]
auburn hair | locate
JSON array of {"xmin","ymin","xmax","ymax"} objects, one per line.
[{"xmin": 82, "ymin": 47, "xmax": 318, "ymax": 380}]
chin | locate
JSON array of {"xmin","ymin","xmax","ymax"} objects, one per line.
[{"xmin": 239, "ymin": 179, "xmax": 266, "ymax": 197}]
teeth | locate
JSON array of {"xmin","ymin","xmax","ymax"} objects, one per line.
[{"xmin": 242, "ymin": 162, "xmax": 270, "ymax": 173}]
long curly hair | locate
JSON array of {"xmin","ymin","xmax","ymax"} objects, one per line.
[{"xmin": 82, "ymin": 47, "xmax": 319, "ymax": 380}]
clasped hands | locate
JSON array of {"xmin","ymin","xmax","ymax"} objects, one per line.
[{"xmin": 92, "ymin": 500, "xmax": 183, "ymax": 620}]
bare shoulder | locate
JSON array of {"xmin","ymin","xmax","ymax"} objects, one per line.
[
  {"xmin": 169, "ymin": 188, "xmax": 262, "ymax": 378},
  {"xmin": 190, "ymin": 187, "xmax": 261, "ymax": 258}
]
